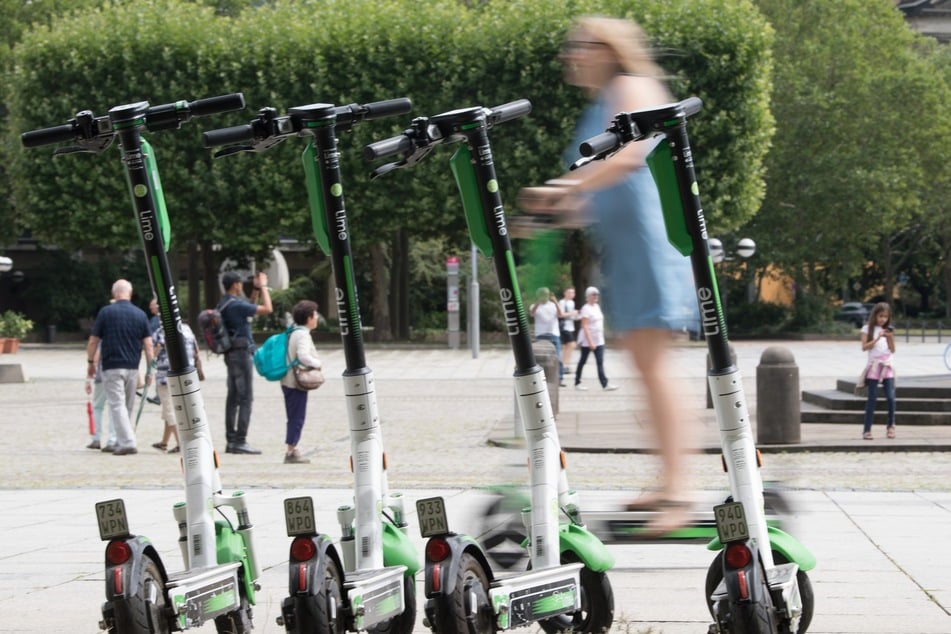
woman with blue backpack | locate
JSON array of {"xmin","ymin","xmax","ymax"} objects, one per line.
[{"xmin": 280, "ymin": 300, "xmax": 324, "ymax": 464}]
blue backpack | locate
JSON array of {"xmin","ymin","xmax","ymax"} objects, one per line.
[{"xmin": 253, "ymin": 325, "xmax": 295, "ymax": 381}]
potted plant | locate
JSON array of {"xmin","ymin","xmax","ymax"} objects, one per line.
[{"xmin": 0, "ymin": 311, "xmax": 34, "ymax": 353}]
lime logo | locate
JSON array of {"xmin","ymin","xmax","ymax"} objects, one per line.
[
  {"xmin": 331, "ymin": 183, "xmax": 343, "ymax": 197},
  {"xmin": 691, "ymin": 182, "xmax": 699, "ymax": 196},
  {"xmin": 487, "ymin": 180, "xmax": 499, "ymax": 193},
  {"xmin": 134, "ymin": 184, "xmax": 148, "ymax": 198}
]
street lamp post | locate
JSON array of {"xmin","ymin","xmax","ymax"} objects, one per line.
[{"xmin": 708, "ymin": 237, "xmax": 757, "ymax": 308}]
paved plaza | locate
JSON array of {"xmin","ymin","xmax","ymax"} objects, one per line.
[{"xmin": 1, "ymin": 339, "xmax": 950, "ymax": 632}]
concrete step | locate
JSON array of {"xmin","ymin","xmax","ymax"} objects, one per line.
[
  {"xmin": 800, "ymin": 401, "xmax": 951, "ymax": 425},
  {"xmin": 802, "ymin": 388, "xmax": 951, "ymax": 413},
  {"xmin": 835, "ymin": 378, "xmax": 951, "ymax": 399}
]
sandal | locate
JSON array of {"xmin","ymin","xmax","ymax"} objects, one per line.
[
  {"xmin": 862, "ymin": 432, "xmax": 874, "ymax": 440},
  {"xmin": 168, "ymin": 446, "xmax": 181, "ymax": 453},
  {"xmin": 640, "ymin": 501, "xmax": 694, "ymax": 538},
  {"xmin": 886, "ymin": 426, "xmax": 896, "ymax": 439},
  {"xmin": 151, "ymin": 442, "xmax": 167, "ymax": 451}
]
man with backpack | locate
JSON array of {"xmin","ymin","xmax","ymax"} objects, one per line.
[{"xmin": 219, "ymin": 270, "xmax": 272, "ymax": 454}]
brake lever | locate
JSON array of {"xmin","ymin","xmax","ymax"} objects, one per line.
[
  {"xmin": 52, "ymin": 136, "xmax": 115, "ymax": 156},
  {"xmin": 213, "ymin": 145, "xmax": 254, "ymax": 158}
]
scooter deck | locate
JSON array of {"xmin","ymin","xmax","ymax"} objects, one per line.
[
  {"xmin": 488, "ymin": 563, "xmax": 583, "ymax": 630},
  {"xmin": 166, "ymin": 561, "xmax": 242, "ymax": 628},
  {"xmin": 344, "ymin": 565, "xmax": 406, "ymax": 631}
]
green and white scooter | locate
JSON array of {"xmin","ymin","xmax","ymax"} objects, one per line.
[
  {"xmin": 365, "ymin": 101, "xmax": 614, "ymax": 633},
  {"xmin": 203, "ymin": 98, "xmax": 419, "ymax": 633},
  {"xmin": 22, "ymin": 94, "xmax": 261, "ymax": 633},
  {"xmin": 574, "ymin": 97, "xmax": 816, "ymax": 633}
]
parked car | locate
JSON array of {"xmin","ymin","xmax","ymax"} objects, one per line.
[{"xmin": 834, "ymin": 302, "xmax": 874, "ymax": 327}]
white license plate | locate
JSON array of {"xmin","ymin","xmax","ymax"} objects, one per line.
[
  {"xmin": 96, "ymin": 498, "xmax": 130, "ymax": 540},
  {"xmin": 284, "ymin": 496, "xmax": 317, "ymax": 536},
  {"xmin": 416, "ymin": 496, "xmax": 449, "ymax": 538},
  {"xmin": 714, "ymin": 502, "xmax": 749, "ymax": 543}
]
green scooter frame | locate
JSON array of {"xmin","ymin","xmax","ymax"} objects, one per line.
[
  {"xmin": 574, "ymin": 97, "xmax": 816, "ymax": 633},
  {"xmin": 22, "ymin": 95, "xmax": 260, "ymax": 632},
  {"xmin": 203, "ymin": 98, "xmax": 420, "ymax": 634},
  {"xmin": 365, "ymin": 101, "xmax": 614, "ymax": 633}
]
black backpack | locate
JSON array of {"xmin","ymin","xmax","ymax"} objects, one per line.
[{"xmin": 198, "ymin": 297, "xmax": 236, "ymax": 354}]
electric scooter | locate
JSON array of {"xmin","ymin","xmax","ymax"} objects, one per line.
[
  {"xmin": 573, "ymin": 97, "xmax": 816, "ymax": 633},
  {"xmin": 365, "ymin": 101, "xmax": 614, "ymax": 633},
  {"xmin": 202, "ymin": 98, "xmax": 420, "ymax": 633},
  {"xmin": 22, "ymin": 94, "xmax": 261, "ymax": 633}
]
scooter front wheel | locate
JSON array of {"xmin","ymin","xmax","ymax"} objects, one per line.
[
  {"xmin": 214, "ymin": 593, "xmax": 252, "ymax": 634},
  {"xmin": 289, "ymin": 557, "xmax": 345, "ymax": 634},
  {"xmin": 538, "ymin": 554, "xmax": 614, "ymax": 634},
  {"xmin": 365, "ymin": 575, "xmax": 417, "ymax": 634},
  {"xmin": 109, "ymin": 555, "xmax": 169, "ymax": 633},
  {"xmin": 431, "ymin": 552, "xmax": 493, "ymax": 634}
]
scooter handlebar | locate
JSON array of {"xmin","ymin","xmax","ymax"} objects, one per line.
[
  {"xmin": 363, "ymin": 133, "xmax": 415, "ymax": 161},
  {"xmin": 189, "ymin": 92, "xmax": 246, "ymax": 117},
  {"xmin": 362, "ymin": 97, "xmax": 412, "ymax": 120},
  {"xmin": 21, "ymin": 123, "xmax": 78, "ymax": 148},
  {"xmin": 202, "ymin": 124, "xmax": 255, "ymax": 148},
  {"xmin": 682, "ymin": 96, "xmax": 703, "ymax": 117},
  {"xmin": 579, "ymin": 131, "xmax": 620, "ymax": 158},
  {"xmin": 488, "ymin": 99, "xmax": 532, "ymax": 125}
]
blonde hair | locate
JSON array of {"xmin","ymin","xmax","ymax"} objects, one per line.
[{"xmin": 573, "ymin": 16, "xmax": 666, "ymax": 78}]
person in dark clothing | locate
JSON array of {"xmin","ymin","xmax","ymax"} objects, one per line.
[
  {"xmin": 85, "ymin": 279, "xmax": 154, "ymax": 456},
  {"xmin": 219, "ymin": 270, "xmax": 272, "ymax": 454}
]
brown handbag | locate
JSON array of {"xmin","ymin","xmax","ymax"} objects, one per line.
[{"xmin": 293, "ymin": 365, "xmax": 325, "ymax": 390}]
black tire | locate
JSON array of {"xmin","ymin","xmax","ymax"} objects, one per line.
[
  {"xmin": 214, "ymin": 593, "xmax": 253, "ymax": 634},
  {"xmin": 290, "ymin": 558, "xmax": 345, "ymax": 634},
  {"xmin": 365, "ymin": 574, "xmax": 417, "ymax": 634},
  {"xmin": 539, "ymin": 553, "xmax": 614, "ymax": 634},
  {"xmin": 705, "ymin": 550, "xmax": 812, "ymax": 633},
  {"xmin": 431, "ymin": 552, "xmax": 493, "ymax": 634},
  {"xmin": 110, "ymin": 555, "xmax": 169, "ymax": 633}
]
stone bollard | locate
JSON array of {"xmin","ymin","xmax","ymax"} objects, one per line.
[
  {"xmin": 756, "ymin": 346, "xmax": 801, "ymax": 444},
  {"xmin": 513, "ymin": 343, "xmax": 560, "ymax": 437}
]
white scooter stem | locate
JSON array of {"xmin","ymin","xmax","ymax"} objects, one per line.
[
  {"xmin": 168, "ymin": 369, "xmax": 220, "ymax": 570},
  {"xmin": 709, "ymin": 370, "xmax": 773, "ymax": 569},
  {"xmin": 345, "ymin": 370, "xmax": 386, "ymax": 571},
  {"xmin": 515, "ymin": 368, "xmax": 570, "ymax": 570}
]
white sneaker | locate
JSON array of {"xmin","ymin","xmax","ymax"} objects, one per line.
[
  {"xmin": 574, "ymin": 384, "xmax": 588, "ymax": 391},
  {"xmin": 603, "ymin": 384, "xmax": 619, "ymax": 391}
]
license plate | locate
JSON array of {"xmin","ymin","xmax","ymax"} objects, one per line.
[
  {"xmin": 284, "ymin": 496, "xmax": 317, "ymax": 536},
  {"xmin": 714, "ymin": 502, "xmax": 749, "ymax": 543},
  {"xmin": 96, "ymin": 498, "xmax": 131, "ymax": 541},
  {"xmin": 416, "ymin": 496, "xmax": 449, "ymax": 538}
]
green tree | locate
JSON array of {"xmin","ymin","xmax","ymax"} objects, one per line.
[
  {"xmin": 748, "ymin": 0, "xmax": 949, "ymax": 321},
  {"xmin": 5, "ymin": 0, "xmax": 774, "ymax": 336}
]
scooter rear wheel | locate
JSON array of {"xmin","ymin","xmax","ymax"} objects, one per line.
[
  {"xmin": 538, "ymin": 554, "xmax": 614, "ymax": 634},
  {"xmin": 431, "ymin": 552, "xmax": 493, "ymax": 634},
  {"xmin": 705, "ymin": 550, "xmax": 812, "ymax": 633},
  {"xmin": 290, "ymin": 557, "xmax": 345, "ymax": 634},
  {"xmin": 110, "ymin": 555, "xmax": 169, "ymax": 633}
]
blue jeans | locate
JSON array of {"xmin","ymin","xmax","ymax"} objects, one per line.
[
  {"xmin": 282, "ymin": 385, "xmax": 309, "ymax": 447},
  {"xmin": 863, "ymin": 377, "xmax": 896, "ymax": 433},
  {"xmin": 536, "ymin": 333, "xmax": 563, "ymax": 381},
  {"xmin": 575, "ymin": 345, "xmax": 607, "ymax": 388},
  {"xmin": 224, "ymin": 348, "xmax": 255, "ymax": 445}
]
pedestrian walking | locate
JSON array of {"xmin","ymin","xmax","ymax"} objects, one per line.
[
  {"xmin": 530, "ymin": 287, "xmax": 566, "ymax": 386},
  {"xmin": 559, "ymin": 286, "xmax": 580, "ymax": 372},
  {"xmin": 84, "ymin": 344, "xmax": 115, "ymax": 450},
  {"xmin": 573, "ymin": 287, "xmax": 617, "ymax": 392},
  {"xmin": 150, "ymin": 320, "xmax": 203, "ymax": 453}
]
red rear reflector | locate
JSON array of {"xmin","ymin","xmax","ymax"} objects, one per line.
[
  {"xmin": 297, "ymin": 563, "xmax": 308, "ymax": 592},
  {"xmin": 725, "ymin": 543, "xmax": 752, "ymax": 569},
  {"xmin": 105, "ymin": 540, "xmax": 132, "ymax": 566},
  {"xmin": 114, "ymin": 567, "xmax": 123, "ymax": 594},
  {"xmin": 426, "ymin": 538, "xmax": 451, "ymax": 563},
  {"xmin": 737, "ymin": 569, "xmax": 749, "ymax": 600},
  {"xmin": 432, "ymin": 563, "xmax": 441, "ymax": 593},
  {"xmin": 290, "ymin": 536, "xmax": 317, "ymax": 562}
]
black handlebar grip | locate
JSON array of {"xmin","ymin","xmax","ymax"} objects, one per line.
[
  {"xmin": 490, "ymin": 99, "xmax": 532, "ymax": 124},
  {"xmin": 202, "ymin": 124, "xmax": 255, "ymax": 148},
  {"xmin": 579, "ymin": 131, "xmax": 620, "ymax": 158},
  {"xmin": 363, "ymin": 134, "xmax": 415, "ymax": 161},
  {"xmin": 189, "ymin": 93, "xmax": 246, "ymax": 118},
  {"xmin": 21, "ymin": 123, "xmax": 77, "ymax": 148},
  {"xmin": 364, "ymin": 98, "xmax": 412, "ymax": 120},
  {"xmin": 682, "ymin": 97, "xmax": 703, "ymax": 117}
]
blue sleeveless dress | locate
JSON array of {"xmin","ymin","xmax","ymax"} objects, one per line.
[{"xmin": 563, "ymin": 88, "xmax": 699, "ymax": 333}]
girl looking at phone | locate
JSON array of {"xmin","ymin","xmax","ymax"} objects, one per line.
[{"xmin": 860, "ymin": 302, "xmax": 897, "ymax": 440}]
